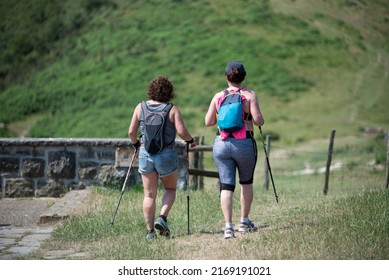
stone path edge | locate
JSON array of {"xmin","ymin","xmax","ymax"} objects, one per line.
[{"xmin": 0, "ymin": 188, "xmax": 92, "ymax": 260}]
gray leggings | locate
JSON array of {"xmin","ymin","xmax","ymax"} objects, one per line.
[{"xmin": 213, "ymin": 136, "xmax": 257, "ymax": 192}]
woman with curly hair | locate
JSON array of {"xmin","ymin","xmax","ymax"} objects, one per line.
[{"xmin": 129, "ymin": 76, "xmax": 196, "ymax": 240}]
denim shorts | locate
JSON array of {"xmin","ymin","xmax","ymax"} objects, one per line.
[{"xmin": 138, "ymin": 147, "xmax": 178, "ymax": 177}]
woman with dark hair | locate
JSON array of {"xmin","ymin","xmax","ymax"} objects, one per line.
[
  {"xmin": 205, "ymin": 61, "xmax": 265, "ymax": 239},
  {"xmin": 129, "ymin": 76, "xmax": 196, "ymax": 240}
]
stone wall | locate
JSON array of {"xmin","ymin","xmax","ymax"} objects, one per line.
[{"xmin": 0, "ymin": 138, "xmax": 187, "ymax": 198}]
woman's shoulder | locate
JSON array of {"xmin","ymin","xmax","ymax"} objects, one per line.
[
  {"xmin": 241, "ymin": 88, "xmax": 257, "ymax": 99},
  {"xmin": 241, "ymin": 87, "xmax": 256, "ymax": 94},
  {"xmin": 169, "ymin": 104, "xmax": 180, "ymax": 115},
  {"xmin": 135, "ymin": 102, "xmax": 142, "ymax": 111},
  {"xmin": 214, "ymin": 90, "xmax": 227, "ymax": 99}
]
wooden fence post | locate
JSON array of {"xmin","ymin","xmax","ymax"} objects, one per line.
[
  {"xmin": 263, "ymin": 135, "xmax": 271, "ymax": 190},
  {"xmin": 188, "ymin": 144, "xmax": 219, "ymax": 179},
  {"xmin": 385, "ymin": 132, "xmax": 389, "ymax": 189},
  {"xmin": 199, "ymin": 136, "xmax": 205, "ymax": 190},
  {"xmin": 324, "ymin": 129, "xmax": 336, "ymax": 195},
  {"xmin": 190, "ymin": 136, "xmax": 200, "ymax": 190}
]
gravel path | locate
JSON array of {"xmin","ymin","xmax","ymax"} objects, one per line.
[{"xmin": 0, "ymin": 197, "xmax": 56, "ymax": 227}]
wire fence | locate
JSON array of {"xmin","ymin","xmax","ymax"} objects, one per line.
[
  {"xmin": 189, "ymin": 134, "xmax": 388, "ymax": 196},
  {"xmin": 264, "ymin": 144, "xmax": 385, "ymax": 194}
]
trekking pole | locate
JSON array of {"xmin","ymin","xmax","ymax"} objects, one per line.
[
  {"xmin": 259, "ymin": 126, "xmax": 279, "ymax": 203},
  {"xmin": 186, "ymin": 141, "xmax": 190, "ymax": 235},
  {"xmin": 110, "ymin": 146, "xmax": 139, "ymax": 226}
]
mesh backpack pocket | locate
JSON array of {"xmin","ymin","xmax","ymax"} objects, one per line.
[
  {"xmin": 217, "ymin": 90, "xmax": 244, "ymax": 133},
  {"xmin": 141, "ymin": 102, "xmax": 173, "ymax": 154}
]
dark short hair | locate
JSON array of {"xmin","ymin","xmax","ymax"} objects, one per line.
[
  {"xmin": 147, "ymin": 76, "xmax": 174, "ymax": 102},
  {"xmin": 225, "ymin": 60, "xmax": 246, "ymax": 83}
]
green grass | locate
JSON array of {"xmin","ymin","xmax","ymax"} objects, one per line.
[
  {"xmin": 1, "ymin": 0, "xmax": 388, "ymax": 145},
  {"xmin": 29, "ymin": 169, "xmax": 388, "ymax": 260},
  {"xmin": 258, "ymin": 189, "xmax": 389, "ymax": 259}
]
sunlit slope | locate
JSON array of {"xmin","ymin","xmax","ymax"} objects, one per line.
[{"xmin": 0, "ymin": 0, "xmax": 387, "ymax": 143}]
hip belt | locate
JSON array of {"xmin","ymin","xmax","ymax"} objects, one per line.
[{"xmin": 216, "ymin": 130, "xmax": 254, "ymax": 139}]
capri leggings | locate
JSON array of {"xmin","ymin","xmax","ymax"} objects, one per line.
[{"xmin": 213, "ymin": 135, "xmax": 257, "ymax": 192}]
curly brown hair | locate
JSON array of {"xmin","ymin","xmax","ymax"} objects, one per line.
[
  {"xmin": 226, "ymin": 68, "xmax": 246, "ymax": 83},
  {"xmin": 147, "ymin": 76, "xmax": 174, "ymax": 102}
]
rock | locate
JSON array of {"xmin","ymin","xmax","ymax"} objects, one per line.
[
  {"xmin": 22, "ymin": 159, "xmax": 45, "ymax": 177},
  {"xmin": 363, "ymin": 127, "xmax": 383, "ymax": 137},
  {"xmin": 35, "ymin": 180, "xmax": 66, "ymax": 198},
  {"xmin": 78, "ymin": 162, "xmax": 97, "ymax": 179},
  {"xmin": 4, "ymin": 178, "xmax": 34, "ymax": 197},
  {"xmin": 0, "ymin": 158, "xmax": 19, "ymax": 173},
  {"xmin": 47, "ymin": 151, "xmax": 76, "ymax": 179},
  {"xmin": 99, "ymin": 164, "xmax": 124, "ymax": 186},
  {"xmin": 68, "ymin": 182, "xmax": 86, "ymax": 190}
]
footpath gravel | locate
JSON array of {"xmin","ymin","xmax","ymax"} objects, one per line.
[{"xmin": 0, "ymin": 188, "xmax": 92, "ymax": 260}]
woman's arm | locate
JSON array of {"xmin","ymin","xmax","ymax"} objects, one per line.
[
  {"xmin": 249, "ymin": 92, "xmax": 265, "ymax": 127},
  {"xmin": 205, "ymin": 95, "xmax": 218, "ymax": 127},
  {"xmin": 128, "ymin": 103, "xmax": 141, "ymax": 143},
  {"xmin": 171, "ymin": 106, "xmax": 194, "ymax": 142}
]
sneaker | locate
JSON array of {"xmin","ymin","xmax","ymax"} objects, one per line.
[
  {"xmin": 238, "ymin": 220, "xmax": 258, "ymax": 232},
  {"xmin": 154, "ymin": 217, "xmax": 171, "ymax": 238},
  {"xmin": 224, "ymin": 227, "xmax": 235, "ymax": 239},
  {"xmin": 146, "ymin": 230, "xmax": 156, "ymax": 240}
]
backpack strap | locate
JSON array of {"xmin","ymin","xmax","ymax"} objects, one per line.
[
  {"xmin": 140, "ymin": 101, "xmax": 148, "ymax": 119},
  {"xmin": 217, "ymin": 89, "xmax": 232, "ymax": 112},
  {"xmin": 141, "ymin": 101, "xmax": 173, "ymax": 113},
  {"xmin": 163, "ymin": 102, "xmax": 173, "ymax": 114}
]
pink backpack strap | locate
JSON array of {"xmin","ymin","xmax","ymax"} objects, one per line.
[{"xmin": 217, "ymin": 89, "xmax": 247, "ymax": 108}]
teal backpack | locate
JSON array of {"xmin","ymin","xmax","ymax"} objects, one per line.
[{"xmin": 217, "ymin": 89, "xmax": 244, "ymax": 133}]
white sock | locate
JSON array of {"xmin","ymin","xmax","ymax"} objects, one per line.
[
  {"xmin": 241, "ymin": 217, "xmax": 250, "ymax": 224},
  {"xmin": 225, "ymin": 222, "xmax": 234, "ymax": 229}
]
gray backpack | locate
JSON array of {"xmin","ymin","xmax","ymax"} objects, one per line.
[{"xmin": 141, "ymin": 101, "xmax": 174, "ymax": 154}]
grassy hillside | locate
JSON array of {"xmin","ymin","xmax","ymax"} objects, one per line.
[{"xmin": 0, "ymin": 0, "xmax": 388, "ymax": 145}]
